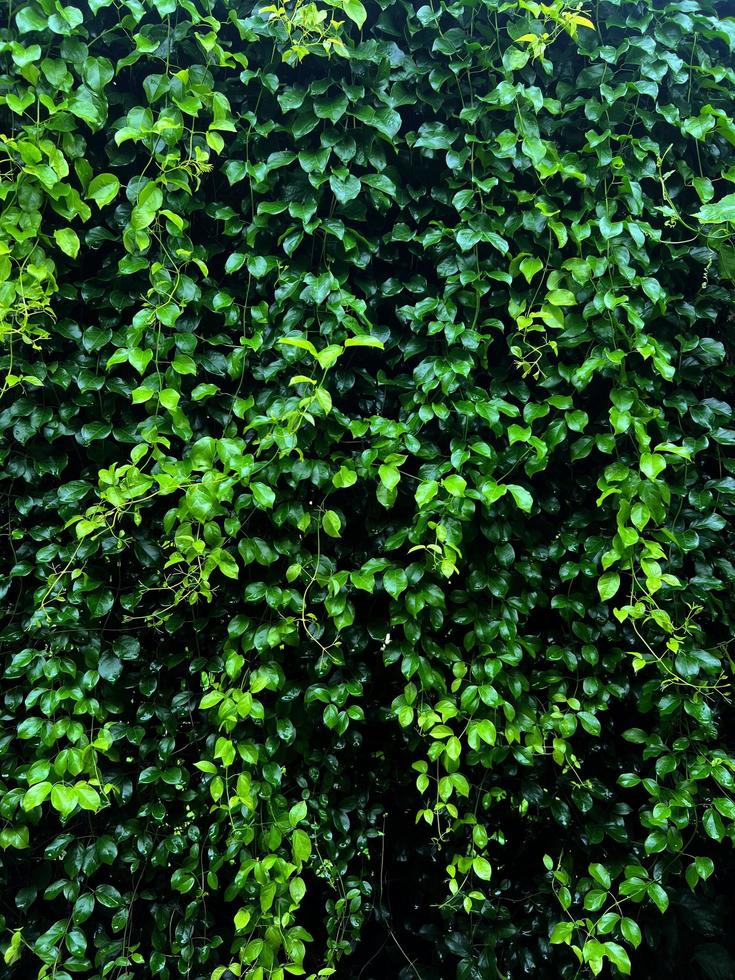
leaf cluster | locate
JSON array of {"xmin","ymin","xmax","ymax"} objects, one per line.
[{"xmin": 3, "ymin": 1, "xmax": 735, "ymax": 979}]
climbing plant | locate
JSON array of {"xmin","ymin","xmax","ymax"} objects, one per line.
[{"xmin": 3, "ymin": 0, "xmax": 735, "ymax": 978}]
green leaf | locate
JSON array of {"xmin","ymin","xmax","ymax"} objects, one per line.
[
  {"xmin": 16, "ymin": 6, "xmax": 48, "ymax": 31},
  {"xmin": 443, "ymin": 474, "xmax": 467, "ymax": 497},
  {"xmin": 565, "ymin": 410, "xmax": 588, "ymax": 432},
  {"xmin": 50, "ymin": 784, "xmax": 77, "ymax": 817},
  {"xmin": 584, "ymin": 889, "xmax": 607, "ymax": 911},
  {"xmin": 159, "ymin": 388, "xmax": 180, "ymax": 411},
  {"xmin": 322, "ymin": 510, "xmax": 342, "ymax": 538},
  {"xmin": 549, "ymin": 922, "xmax": 574, "ymax": 944},
  {"xmin": 22, "ymin": 781, "xmax": 52, "ymax": 810},
  {"xmin": 129, "ymin": 348, "xmax": 153, "ymax": 375},
  {"xmin": 72, "ymin": 893, "xmax": 95, "ymax": 924},
  {"xmin": 596, "ymin": 912, "xmax": 619, "ymax": 935},
  {"xmin": 520, "ymin": 256, "xmax": 543, "ymax": 284},
  {"xmin": 214, "ymin": 737, "xmax": 236, "ymax": 767},
  {"xmin": 641, "ymin": 277, "xmax": 664, "ymax": 304},
  {"xmin": 589, "ymin": 863, "xmax": 611, "ymax": 889},
  {"xmin": 87, "ymin": 172, "xmax": 120, "ymax": 207},
  {"xmin": 251, "ymin": 483, "xmax": 275, "ymax": 509},
  {"xmin": 647, "ymin": 882, "xmax": 669, "ymax": 913},
  {"xmin": 342, "ymin": 0, "xmax": 367, "ymax": 28},
  {"xmin": 171, "ymin": 870, "xmax": 195, "ymax": 893},
  {"xmin": 507, "ymin": 484, "xmax": 533, "ymax": 512},
  {"xmin": 332, "ymin": 466, "xmax": 357, "ymax": 488},
  {"xmin": 383, "ymin": 568, "xmax": 408, "ymax": 599},
  {"xmin": 694, "ymin": 856, "xmax": 714, "ymax": 881},
  {"xmin": 96, "ymin": 884, "xmax": 123, "ymax": 908},
  {"xmin": 508, "ymin": 424, "xmax": 531, "ymax": 444},
  {"xmin": 472, "ymin": 856, "xmax": 492, "ymax": 881},
  {"xmin": 69, "ymin": 85, "xmax": 106, "ymax": 128},
  {"xmin": 604, "ymin": 942, "xmax": 631, "ymax": 975},
  {"xmin": 234, "ymin": 908, "xmax": 251, "ymax": 931},
  {"xmin": 578, "ymin": 711, "xmax": 601, "ymax": 736},
  {"xmin": 344, "ymin": 335, "xmax": 384, "ymax": 349},
  {"xmin": 75, "ymin": 782, "xmax": 101, "ymax": 811},
  {"xmin": 597, "ymin": 572, "xmax": 620, "ymax": 601},
  {"xmin": 695, "ymin": 193, "xmax": 735, "ymax": 223},
  {"xmin": 279, "ymin": 336, "xmax": 317, "ymax": 358},
  {"xmin": 503, "ymin": 46, "xmax": 529, "ymax": 71},
  {"xmin": 3, "ymin": 930, "xmax": 22, "ymax": 966},
  {"xmin": 620, "ymin": 918, "xmax": 641, "ymax": 948},
  {"xmin": 171, "ymin": 355, "xmax": 195, "ymax": 375},
  {"xmin": 225, "ymin": 252, "xmax": 246, "ymax": 274},
  {"xmin": 194, "ymin": 761, "xmax": 217, "ymax": 774},
  {"xmin": 379, "ymin": 464, "xmax": 401, "ymax": 491},
  {"xmin": 289, "ymin": 801, "xmax": 308, "ymax": 826},
  {"xmin": 475, "ymin": 719, "xmax": 496, "ymax": 745},
  {"xmin": 54, "ymin": 228, "xmax": 80, "ymax": 258},
  {"xmin": 215, "ymin": 549, "xmax": 239, "ymax": 580},
  {"xmin": 329, "ymin": 173, "xmax": 361, "ymax": 204},
  {"xmin": 703, "ymin": 807, "xmax": 725, "ymax": 841},
  {"xmin": 351, "ymin": 570, "xmax": 375, "ymax": 592},
  {"xmin": 640, "ymin": 453, "xmax": 666, "ymax": 479},
  {"xmin": 644, "ymin": 830, "xmax": 667, "ymax": 854},
  {"xmin": 192, "ymin": 383, "xmax": 219, "ymax": 401},
  {"xmin": 456, "ymin": 227, "xmax": 480, "ymax": 252},
  {"xmin": 292, "ymin": 829, "xmax": 312, "ymax": 863},
  {"xmin": 247, "ymin": 255, "xmax": 269, "ymax": 278},
  {"xmin": 131, "ymin": 182, "xmax": 163, "ymax": 230},
  {"xmin": 416, "ymin": 480, "xmax": 439, "ymax": 507},
  {"xmin": 546, "ymin": 288, "xmax": 576, "ymax": 306},
  {"xmin": 98, "ymin": 651, "xmax": 122, "ymax": 682}
]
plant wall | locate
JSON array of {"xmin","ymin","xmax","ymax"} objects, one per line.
[{"xmin": 3, "ymin": 0, "xmax": 735, "ymax": 978}]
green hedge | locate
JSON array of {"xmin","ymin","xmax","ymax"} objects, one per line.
[{"xmin": 3, "ymin": 0, "xmax": 735, "ymax": 977}]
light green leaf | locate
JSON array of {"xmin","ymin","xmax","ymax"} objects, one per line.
[
  {"xmin": 597, "ymin": 571, "xmax": 620, "ymax": 601},
  {"xmin": 589, "ymin": 863, "xmax": 611, "ymax": 889},
  {"xmin": 251, "ymin": 483, "xmax": 275, "ymax": 509},
  {"xmin": 472, "ymin": 856, "xmax": 492, "ymax": 881},
  {"xmin": 443, "ymin": 474, "xmax": 467, "ymax": 497},
  {"xmin": 74, "ymin": 782, "xmax": 101, "ymax": 811},
  {"xmin": 604, "ymin": 942, "xmax": 631, "ymax": 975},
  {"xmin": 379, "ymin": 464, "xmax": 400, "ymax": 491},
  {"xmin": 131, "ymin": 182, "xmax": 163, "ymax": 230},
  {"xmin": 342, "ymin": 0, "xmax": 367, "ymax": 28},
  {"xmin": 322, "ymin": 510, "xmax": 342, "ymax": 538},
  {"xmin": 159, "ymin": 388, "xmax": 180, "ymax": 411},
  {"xmin": 278, "ymin": 336, "xmax": 318, "ymax": 358},
  {"xmin": 3, "ymin": 930, "xmax": 22, "ymax": 966},
  {"xmin": 546, "ymin": 288, "xmax": 576, "ymax": 306},
  {"xmin": 549, "ymin": 922, "xmax": 574, "ymax": 944},
  {"xmin": 383, "ymin": 568, "xmax": 408, "ymax": 599},
  {"xmin": 415, "ymin": 480, "xmax": 439, "ymax": 507},
  {"xmin": 620, "ymin": 918, "xmax": 641, "ymax": 948},
  {"xmin": 129, "ymin": 348, "xmax": 152, "ymax": 375},
  {"xmin": 172, "ymin": 354, "xmax": 196, "ymax": 375},
  {"xmin": 333, "ymin": 466, "xmax": 357, "ymax": 488},
  {"xmin": 54, "ymin": 228, "xmax": 80, "ymax": 258},
  {"xmin": 344, "ymin": 335, "xmax": 384, "ymax": 349},
  {"xmin": 507, "ymin": 484, "xmax": 533, "ymax": 512},
  {"xmin": 292, "ymin": 829, "xmax": 312, "ymax": 863},
  {"xmin": 50, "ymin": 783, "xmax": 77, "ymax": 817},
  {"xmin": 640, "ymin": 453, "xmax": 666, "ymax": 479},
  {"xmin": 695, "ymin": 192, "xmax": 735, "ymax": 223},
  {"xmin": 520, "ymin": 256, "xmax": 543, "ymax": 284},
  {"xmin": 22, "ymin": 781, "xmax": 52, "ymax": 810}
]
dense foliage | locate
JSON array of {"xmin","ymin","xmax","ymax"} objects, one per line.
[{"xmin": 3, "ymin": 0, "xmax": 735, "ymax": 977}]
